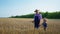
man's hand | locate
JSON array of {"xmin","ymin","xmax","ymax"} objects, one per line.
[{"xmin": 32, "ymin": 21, "xmax": 34, "ymax": 23}]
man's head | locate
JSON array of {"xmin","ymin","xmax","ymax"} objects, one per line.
[{"xmin": 34, "ymin": 9, "xmax": 40, "ymax": 14}]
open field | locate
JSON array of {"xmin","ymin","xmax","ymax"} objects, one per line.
[{"xmin": 0, "ymin": 18, "xmax": 60, "ymax": 34}]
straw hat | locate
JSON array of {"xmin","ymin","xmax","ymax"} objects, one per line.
[{"xmin": 34, "ymin": 9, "xmax": 39, "ymax": 12}]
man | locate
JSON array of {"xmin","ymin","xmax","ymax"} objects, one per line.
[
  {"xmin": 33, "ymin": 9, "xmax": 42, "ymax": 34},
  {"xmin": 34, "ymin": 9, "xmax": 42, "ymax": 29}
]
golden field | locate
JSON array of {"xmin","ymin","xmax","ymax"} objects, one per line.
[{"xmin": 0, "ymin": 18, "xmax": 60, "ymax": 34}]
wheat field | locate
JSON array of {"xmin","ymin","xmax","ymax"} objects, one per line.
[{"xmin": 0, "ymin": 18, "xmax": 60, "ymax": 34}]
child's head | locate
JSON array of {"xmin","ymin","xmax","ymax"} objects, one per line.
[{"xmin": 43, "ymin": 18, "xmax": 47, "ymax": 22}]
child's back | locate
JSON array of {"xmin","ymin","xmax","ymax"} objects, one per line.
[
  {"xmin": 42, "ymin": 22, "xmax": 47, "ymax": 27},
  {"xmin": 42, "ymin": 18, "xmax": 47, "ymax": 31}
]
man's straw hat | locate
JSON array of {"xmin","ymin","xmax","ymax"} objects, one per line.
[{"xmin": 34, "ymin": 9, "xmax": 39, "ymax": 12}]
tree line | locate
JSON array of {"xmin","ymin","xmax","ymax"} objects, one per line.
[{"xmin": 10, "ymin": 11, "xmax": 60, "ymax": 19}]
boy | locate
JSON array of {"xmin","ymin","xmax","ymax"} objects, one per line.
[{"xmin": 42, "ymin": 18, "xmax": 47, "ymax": 31}]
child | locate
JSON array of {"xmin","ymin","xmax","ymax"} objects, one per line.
[{"xmin": 42, "ymin": 18, "xmax": 47, "ymax": 31}]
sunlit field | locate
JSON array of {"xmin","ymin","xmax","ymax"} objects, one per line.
[{"xmin": 0, "ymin": 18, "xmax": 60, "ymax": 34}]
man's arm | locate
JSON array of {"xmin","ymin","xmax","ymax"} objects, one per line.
[{"xmin": 39, "ymin": 14, "xmax": 42, "ymax": 20}]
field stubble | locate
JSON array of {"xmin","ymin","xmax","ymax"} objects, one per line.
[{"xmin": 0, "ymin": 18, "xmax": 60, "ymax": 34}]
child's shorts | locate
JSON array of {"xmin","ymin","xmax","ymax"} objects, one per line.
[{"xmin": 42, "ymin": 22, "xmax": 47, "ymax": 28}]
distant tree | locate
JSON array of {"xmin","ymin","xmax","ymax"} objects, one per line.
[{"xmin": 10, "ymin": 11, "xmax": 60, "ymax": 19}]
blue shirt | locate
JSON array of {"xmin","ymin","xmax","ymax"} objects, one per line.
[{"xmin": 34, "ymin": 14, "xmax": 42, "ymax": 20}]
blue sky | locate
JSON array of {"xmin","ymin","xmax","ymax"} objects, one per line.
[{"xmin": 0, "ymin": 0, "xmax": 60, "ymax": 17}]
